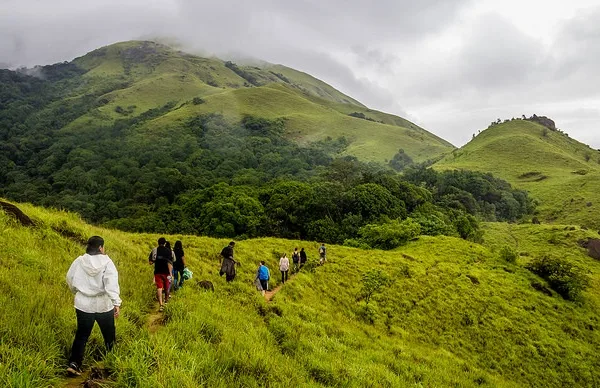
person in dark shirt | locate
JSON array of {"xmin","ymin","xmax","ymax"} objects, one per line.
[
  {"xmin": 219, "ymin": 241, "xmax": 237, "ymax": 282},
  {"xmin": 292, "ymin": 247, "xmax": 300, "ymax": 273},
  {"xmin": 172, "ymin": 240, "xmax": 186, "ymax": 290},
  {"xmin": 300, "ymin": 247, "xmax": 307, "ymax": 268},
  {"xmin": 148, "ymin": 237, "xmax": 173, "ymax": 311}
]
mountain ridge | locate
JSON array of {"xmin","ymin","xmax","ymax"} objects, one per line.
[{"xmin": 44, "ymin": 40, "xmax": 454, "ymax": 163}]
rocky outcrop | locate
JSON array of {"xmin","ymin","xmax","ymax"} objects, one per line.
[
  {"xmin": 527, "ymin": 115, "xmax": 556, "ymax": 130},
  {"xmin": 0, "ymin": 201, "xmax": 36, "ymax": 227}
]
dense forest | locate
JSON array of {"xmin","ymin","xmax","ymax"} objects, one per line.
[{"xmin": 0, "ymin": 66, "xmax": 534, "ymax": 248}]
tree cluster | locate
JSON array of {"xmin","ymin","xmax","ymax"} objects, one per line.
[{"xmin": 0, "ymin": 67, "xmax": 535, "ymax": 249}]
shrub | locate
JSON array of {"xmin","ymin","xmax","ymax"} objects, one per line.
[
  {"xmin": 356, "ymin": 301, "xmax": 378, "ymax": 324},
  {"xmin": 499, "ymin": 245, "xmax": 518, "ymax": 263},
  {"xmin": 343, "ymin": 238, "xmax": 371, "ymax": 250},
  {"xmin": 360, "ymin": 269, "xmax": 393, "ymax": 304},
  {"xmin": 192, "ymin": 97, "xmax": 205, "ymax": 105},
  {"xmin": 358, "ymin": 218, "xmax": 421, "ymax": 250},
  {"xmin": 526, "ymin": 256, "xmax": 590, "ymax": 300}
]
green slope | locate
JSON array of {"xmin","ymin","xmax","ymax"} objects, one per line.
[
  {"xmin": 435, "ymin": 119, "xmax": 600, "ymax": 228},
  {"xmin": 2, "ymin": 201, "xmax": 600, "ymax": 387},
  {"xmin": 63, "ymin": 40, "xmax": 453, "ymax": 163}
]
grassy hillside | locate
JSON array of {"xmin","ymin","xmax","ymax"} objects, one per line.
[
  {"xmin": 435, "ymin": 119, "xmax": 600, "ymax": 228},
  {"xmin": 2, "ymin": 201, "xmax": 600, "ymax": 387},
  {"xmin": 61, "ymin": 40, "xmax": 453, "ymax": 163}
]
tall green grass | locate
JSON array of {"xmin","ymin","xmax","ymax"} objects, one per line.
[{"xmin": 1, "ymin": 202, "xmax": 599, "ymax": 387}]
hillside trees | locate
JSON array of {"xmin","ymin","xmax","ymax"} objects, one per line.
[
  {"xmin": 0, "ymin": 70, "xmax": 534, "ymax": 246},
  {"xmin": 404, "ymin": 167, "xmax": 534, "ymax": 222}
]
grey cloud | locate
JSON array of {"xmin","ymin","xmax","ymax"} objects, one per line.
[
  {"xmin": 458, "ymin": 14, "xmax": 547, "ymax": 89},
  {"xmin": 1, "ymin": 0, "xmax": 599, "ymax": 148},
  {"xmin": 351, "ymin": 45, "xmax": 400, "ymax": 73}
]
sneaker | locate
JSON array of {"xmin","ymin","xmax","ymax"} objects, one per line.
[
  {"xmin": 67, "ymin": 362, "xmax": 81, "ymax": 376},
  {"xmin": 159, "ymin": 305, "xmax": 164, "ymax": 312}
]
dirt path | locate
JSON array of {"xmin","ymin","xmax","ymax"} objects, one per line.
[
  {"xmin": 264, "ymin": 272, "xmax": 297, "ymax": 302},
  {"xmin": 60, "ymin": 365, "xmax": 110, "ymax": 388},
  {"xmin": 61, "ymin": 372, "xmax": 88, "ymax": 388},
  {"xmin": 148, "ymin": 310, "xmax": 164, "ymax": 334}
]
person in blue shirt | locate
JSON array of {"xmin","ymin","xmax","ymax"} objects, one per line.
[{"xmin": 256, "ymin": 261, "xmax": 270, "ymax": 296}]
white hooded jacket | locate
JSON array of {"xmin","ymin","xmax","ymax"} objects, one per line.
[
  {"xmin": 66, "ymin": 253, "xmax": 121, "ymax": 313},
  {"xmin": 279, "ymin": 256, "xmax": 290, "ymax": 271}
]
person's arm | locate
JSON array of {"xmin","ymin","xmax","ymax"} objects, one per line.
[
  {"xmin": 103, "ymin": 260, "xmax": 122, "ymax": 315},
  {"xmin": 66, "ymin": 258, "xmax": 78, "ymax": 294},
  {"xmin": 148, "ymin": 248, "xmax": 156, "ymax": 265},
  {"xmin": 181, "ymin": 255, "xmax": 186, "ymax": 268}
]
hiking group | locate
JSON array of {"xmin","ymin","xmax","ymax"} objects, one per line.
[
  {"xmin": 65, "ymin": 235, "xmax": 326, "ymax": 376},
  {"xmin": 148, "ymin": 237, "xmax": 188, "ymax": 312},
  {"xmin": 252, "ymin": 244, "xmax": 325, "ymax": 296}
]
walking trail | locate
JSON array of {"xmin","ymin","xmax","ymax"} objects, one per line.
[{"xmin": 264, "ymin": 271, "xmax": 299, "ymax": 302}]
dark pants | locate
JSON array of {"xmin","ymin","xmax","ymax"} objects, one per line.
[
  {"xmin": 260, "ymin": 279, "xmax": 268, "ymax": 291},
  {"xmin": 173, "ymin": 268, "xmax": 185, "ymax": 289},
  {"xmin": 69, "ymin": 309, "xmax": 115, "ymax": 366},
  {"xmin": 281, "ymin": 270, "xmax": 288, "ymax": 283}
]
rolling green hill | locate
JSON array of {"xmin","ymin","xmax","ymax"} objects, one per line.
[
  {"xmin": 64, "ymin": 40, "xmax": 452, "ymax": 163},
  {"xmin": 435, "ymin": 119, "xmax": 600, "ymax": 229},
  {"xmin": 2, "ymin": 200, "xmax": 600, "ymax": 387}
]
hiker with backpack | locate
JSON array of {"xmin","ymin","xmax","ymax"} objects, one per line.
[
  {"xmin": 149, "ymin": 237, "xmax": 173, "ymax": 312},
  {"xmin": 172, "ymin": 240, "xmax": 187, "ymax": 290},
  {"xmin": 66, "ymin": 236, "xmax": 121, "ymax": 376},
  {"xmin": 256, "ymin": 261, "xmax": 270, "ymax": 296},
  {"xmin": 300, "ymin": 247, "xmax": 307, "ymax": 268},
  {"xmin": 292, "ymin": 248, "xmax": 300, "ymax": 272},
  {"xmin": 219, "ymin": 241, "xmax": 238, "ymax": 282},
  {"xmin": 279, "ymin": 253, "xmax": 290, "ymax": 284},
  {"xmin": 319, "ymin": 243, "xmax": 326, "ymax": 265}
]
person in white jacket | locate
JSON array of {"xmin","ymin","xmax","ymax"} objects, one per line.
[
  {"xmin": 66, "ymin": 236, "xmax": 121, "ymax": 376},
  {"xmin": 279, "ymin": 253, "xmax": 290, "ymax": 284}
]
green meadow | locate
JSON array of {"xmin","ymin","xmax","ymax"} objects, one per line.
[
  {"xmin": 435, "ymin": 120, "xmax": 600, "ymax": 228},
  {"xmin": 2, "ymin": 201, "xmax": 599, "ymax": 387}
]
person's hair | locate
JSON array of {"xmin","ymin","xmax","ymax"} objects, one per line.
[
  {"xmin": 283, "ymin": 253, "xmax": 287, "ymax": 257},
  {"xmin": 301, "ymin": 247, "xmax": 304, "ymax": 251},
  {"xmin": 260, "ymin": 260, "xmax": 265, "ymax": 265},
  {"xmin": 174, "ymin": 240, "xmax": 183, "ymax": 251},
  {"xmin": 229, "ymin": 241, "xmax": 235, "ymax": 246},
  {"xmin": 86, "ymin": 236, "xmax": 104, "ymax": 255},
  {"xmin": 294, "ymin": 247, "xmax": 298, "ymax": 251},
  {"xmin": 165, "ymin": 241, "xmax": 172, "ymax": 250},
  {"xmin": 158, "ymin": 237, "xmax": 166, "ymax": 245}
]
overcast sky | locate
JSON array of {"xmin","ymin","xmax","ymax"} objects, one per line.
[{"xmin": 2, "ymin": 0, "xmax": 599, "ymax": 148}]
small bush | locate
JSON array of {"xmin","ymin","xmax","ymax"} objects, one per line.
[
  {"xmin": 358, "ymin": 218, "xmax": 421, "ymax": 250},
  {"xmin": 356, "ymin": 301, "xmax": 378, "ymax": 324},
  {"xmin": 499, "ymin": 245, "xmax": 518, "ymax": 263},
  {"xmin": 343, "ymin": 238, "xmax": 371, "ymax": 249},
  {"xmin": 192, "ymin": 97, "xmax": 205, "ymax": 105},
  {"xmin": 526, "ymin": 256, "xmax": 590, "ymax": 300},
  {"xmin": 360, "ymin": 269, "xmax": 393, "ymax": 304}
]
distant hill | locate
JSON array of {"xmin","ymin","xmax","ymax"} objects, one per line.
[
  {"xmin": 435, "ymin": 118, "xmax": 600, "ymax": 228},
  {"xmin": 63, "ymin": 40, "xmax": 452, "ymax": 163}
]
